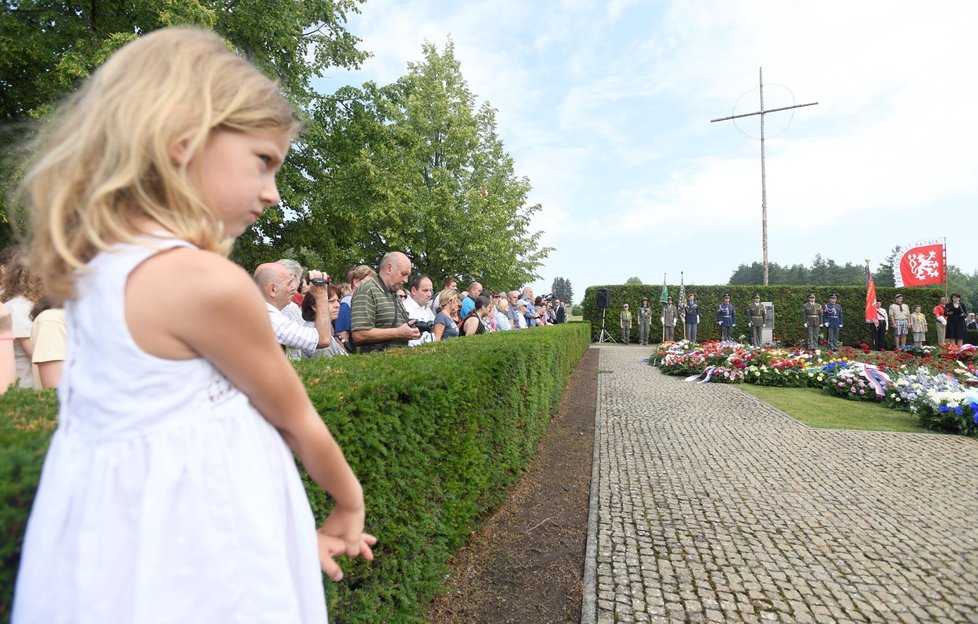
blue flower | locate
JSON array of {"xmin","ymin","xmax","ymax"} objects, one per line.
[
  {"xmin": 955, "ymin": 406, "xmax": 964, "ymax": 415},
  {"xmin": 938, "ymin": 406, "xmax": 951, "ymax": 413}
]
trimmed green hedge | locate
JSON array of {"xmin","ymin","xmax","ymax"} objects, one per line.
[
  {"xmin": 0, "ymin": 323, "xmax": 590, "ymax": 623},
  {"xmin": 583, "ymin": 284, "xmax": 946, "ymax": 348}
]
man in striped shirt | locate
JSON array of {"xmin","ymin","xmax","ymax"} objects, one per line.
[{"xmin": 350, "ymin": 252, "xmax": 420, "ymax": 353}]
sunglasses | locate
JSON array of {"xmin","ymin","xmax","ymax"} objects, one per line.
[{"xmin": 397, "ymin": 294, "xmax": 407, "ymax": 299}]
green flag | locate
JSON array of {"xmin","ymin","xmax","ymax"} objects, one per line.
[{"xmin": 659, "ymin": 282, "xmax": 669, "ymax": 304}]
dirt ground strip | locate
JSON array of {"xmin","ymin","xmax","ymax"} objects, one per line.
[{"xmin": 426, "ymin": 347, "xmax": 598, "ymax": 624}]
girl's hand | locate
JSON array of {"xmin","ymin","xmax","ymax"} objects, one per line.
[
  {"xmin": 317, "ymin": 505, "xmax": 376, "ymax": 580},
  {"xmin": 317, "ymin": 529, "xmax": 377, "ymax": 581}
]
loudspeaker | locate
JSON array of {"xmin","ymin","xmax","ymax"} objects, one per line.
[{"xmin": 596, "ymin": 288, "xmax": 610, "ymax": 309}]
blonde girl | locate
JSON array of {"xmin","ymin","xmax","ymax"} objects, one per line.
[{"xmin": 13, "ymin": 27, "xmax": 373, "ymax": 622}]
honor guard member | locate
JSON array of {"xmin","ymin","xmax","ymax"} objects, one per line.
[
  {"xmin": 683, "ymin": 293, "xmax": 700, "ymax": 343},
  {"xmin": 822, "ymin": 293, "xmax": 843, "ymax": 350},
  {"xmin": 619, "ymin": 303, "xmax": 633, "ymax": 345},
  {"xmin": 747, "ymin": 293, "xmax": 766, "ymax": 346},
  {"xmin": 662, "ymin": 297, "xmax": 678, "ymax": 342},
  {"xmin": 802, "ymin": 293, "xmax": 823, "ymax": 349},
  {"xmin": 716, "ymin": 293, "xmax": 736, "ymax": 342},
  {"xmin": 638, "ymin": 297, "xmax": 652, "ymax": 345}
]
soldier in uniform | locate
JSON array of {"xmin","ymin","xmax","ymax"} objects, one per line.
[
  {"xmin": 747, "ymin": 293, "xmax": 766, "ymax": 346},
  {"xmin": 662, "ymin": 297, "xmax": 678, "ymax": 342},
  {"xmin": 619, "ymin": 303, "xmax": 632, "ymax": 345},
  {"xmin": 822, "ymin": 293, "xmax": 844, "ymax": 350},
  {"xmin": 683, "ymin": 293, "xmax": 700, "ymax": 343},
  {"xmin": 637, "ymin": 297, "xmax": 652, "ymax": 345},
  {"xmin": 802, "ymin": 293, "xmax": 822, "ymax": 349},
  {"xmin": 716, "ymin": 293, "xmax": 736, "ymax": 342}
]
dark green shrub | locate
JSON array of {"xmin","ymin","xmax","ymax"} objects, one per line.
[{"xmin": 0, "ymin": 324, "xmax": 590, "ymax": 623}]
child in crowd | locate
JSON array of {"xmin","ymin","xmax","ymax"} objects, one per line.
[
  {"xmin": 13, "ymin": 27, "xmax": 373, "ymax": 622},
  {"xmin": 909, "ymin": 305, "xmax": 928, "ymax": 346}
]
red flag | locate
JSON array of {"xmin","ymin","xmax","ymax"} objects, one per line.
[
  {"xmin": 865, "ymin": 266, "xmax": 878, "ymax": 325},
  {"xmin": 893, "ymin": 240, "xmax": 945, "ymax": 287}
]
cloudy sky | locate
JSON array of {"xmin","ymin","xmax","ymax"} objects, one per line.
[{"xmin": 315, "ymin": 0, "xmax": 978, "ymax": 301}]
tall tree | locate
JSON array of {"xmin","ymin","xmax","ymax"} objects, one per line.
[
  {"xmin": 1, "ymin": 0, "xmax": 368, "ymax": 246},
  {"xmin": 551, "ymin": 277, "xmax": 573, "ymax": 303},
  {"xmin": 266, "ymin": 40, "xmax": 551, "ymax": 288},
  {"xmin": 624, "ymin": 276, "xmax": 643, "ymax": 285}
]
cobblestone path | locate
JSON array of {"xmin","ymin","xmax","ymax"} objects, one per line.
[{"xmin": 583, "ymin": 345, "xmax": 978, "ymax": 624}]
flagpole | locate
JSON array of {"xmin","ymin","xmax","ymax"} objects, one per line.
[
  {"xmin": 943, "ymin": 236, "xmax": 950, "ymax": 299},
  {"xmin": 661, "ymin": 273, "xmax": 666, "ymax": 343},
  {"xmin": 680, "ymin": 271, "xmax": 686, "ymax": 341}
]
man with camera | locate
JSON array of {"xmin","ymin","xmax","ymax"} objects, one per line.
[
  {"xmin": 350, "ymin": 251, "xmax": 421, "ymax": 353},
  {"xmin": 403, "ymin": 274, "xmax": 436, "ymax": 346},
  {"xmin": 254, "ymin": 263, "xmax": 334, "ymax": 360}
]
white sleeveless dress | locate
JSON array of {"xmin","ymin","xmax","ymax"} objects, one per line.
[{"xmin": 13, "ymin": 239, "xmax": 328, "ymax": 623}]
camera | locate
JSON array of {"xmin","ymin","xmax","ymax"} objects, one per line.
[
  {"xmin": 410, "ymin": 320, "xmax": 435, "ymax": 333},
  {"xmin": 309, "ymin": 277, "xmax": 329, "ymax": 286}
]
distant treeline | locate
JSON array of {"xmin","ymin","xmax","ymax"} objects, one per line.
[{"xmin": 728, "ymin": 253, "xmax": 978, "ymax": 311}]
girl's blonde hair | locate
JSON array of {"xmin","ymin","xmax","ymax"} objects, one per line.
[{"xmin": 15, "ymin": 27, "xmax": 297, "ymax": 300}]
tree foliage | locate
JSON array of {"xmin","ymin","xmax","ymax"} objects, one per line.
[
  {"xmin": 551, "ymin": 276, "xmax": 574, "ymax": 303},
  {"xmin": 242, "ymin": 40, "xmax": 551, "ymax": 290},
  {"xmin": 728, "ymin": 253, "xmax": 978, "ymax": 311},
  {"xmin": 1, "ymin": 0, "xmax": 368, "ymax": 244},
  {"xmin": 729, "ymin": 254, "xmax": 895, "ymax": 287},
  {"xmin": 624, "ymin": 276, "xmax": 643, "ymax": 285}
]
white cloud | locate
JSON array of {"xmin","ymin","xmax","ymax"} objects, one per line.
[{"xmin": 316, "ymin": 0, "xmax": 978, "ymax": 296}]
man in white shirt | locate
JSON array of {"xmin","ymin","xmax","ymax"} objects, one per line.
[
  {"xmin": 403, "ymin": 274, "xmax": 436, "ymax": 346},
  {"xmin": 276, "ymin": 258, "xmax": 304, "ymax": 323},
  {"xmin": 254, "ymin": 263, "xmax": 333, "ymax": 359}
]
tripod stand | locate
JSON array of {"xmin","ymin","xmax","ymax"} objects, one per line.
[{"xmin": 597, "ymin": 308, "xmax": 617, "ymax": 343}]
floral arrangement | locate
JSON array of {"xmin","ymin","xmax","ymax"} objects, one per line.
[{"xmin": 651, "ymin": 339, "xmax": 978, "ymax": 436}]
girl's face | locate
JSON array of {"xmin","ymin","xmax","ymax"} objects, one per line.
[
  {"xmin": 186, "ymin": 128, "xmax": 290, "ymax": 238},
  {"xmin": 328, "ymin": 295, "xmax": 340, "ymax": 321}
]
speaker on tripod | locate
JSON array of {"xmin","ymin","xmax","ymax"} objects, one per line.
[
  {"xmin": 594, "ymin": 288, "xmax": 615, "ymax": 343},
  {"xmin": 595, "ymin": 288, "xmax": 610, "ymax": 309}
]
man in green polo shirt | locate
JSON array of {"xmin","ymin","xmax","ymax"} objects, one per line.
[{"xmin": 350, "ymin": 251, "xmax": 420, "ymax": 353}]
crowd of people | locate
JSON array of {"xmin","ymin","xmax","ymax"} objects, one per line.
[
  {"xmin": 0, "ymin": 245, "xmax": 570, "ymax": 395},
  {"xmin": 254, "ymin": 250, "xmax": 569, "ymax": 359},
  {"xmin": 618, "ymin": 290, "xmax": 973, "ymax": 351}
]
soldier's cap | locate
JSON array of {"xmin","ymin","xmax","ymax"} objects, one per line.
[
  {"xmin": 623, "ymin": 303, "xmax": 629, "ymax": 307},
  {"xmin": 642, "ymin": 297, "xmax": 648, "ymax": 301},
  {"xmin": 723, "ymin": 293, "xmax": 730, "ymax": 298},
  {"xmin": 808, "ymin": 293, "xmax": 816, "ymax": 298},
  {"xmin": 895, "ymin": 293, "xmax": 903, "ymax": 298},
  {"xmin": 667, "ymin": 297, "xmax": 673, "ymax": 302},
  {"xmin": 829, "ymin": 293, "xmax": 838, "ymax": 298}
]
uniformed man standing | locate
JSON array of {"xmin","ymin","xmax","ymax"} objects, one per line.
[
  {"xmin": 637, "ymin": 297, "xmax": 652, "ymax": 345},
  {"xmin": 683, "ymin": 293, "xmax": 700, "ymax": 343},
  {"xmin": 662, "ymin": 297, "xmax": 678, "ymax": 342},
  {"xmin": 823, "ymin": 293, "xmax": 844, "ymax": 350},
  {"xmin": 619, "ymin": 303, "xmax": 632, "ymax": 345},
  {"xmin": 747, "ymin": 293, "xmax": 766, "ymax": 346},
  {"xmin": 716, "ymin": 293, "xmax": 736, "ymax": 342},
  {"xmin": 802, "ymin": 293, "xmax": 823, "ymax": 349}
]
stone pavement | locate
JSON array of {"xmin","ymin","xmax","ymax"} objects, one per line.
[{"xmin": 581, "ymin": 345, "xmax": 978, "ymax": 624}]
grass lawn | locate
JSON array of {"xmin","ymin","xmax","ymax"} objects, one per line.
[{"xmin": 737, "ymin": 385, "xmax": 932, "ymax": 434}]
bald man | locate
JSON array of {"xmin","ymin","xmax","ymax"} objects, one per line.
[
  {"xmin": 349, "ymin": 251, "xmax": 420, "ymax": 353},
  {"xmin": 254, "ymin": 263, "xmax": 333, "ymax": 359}
]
